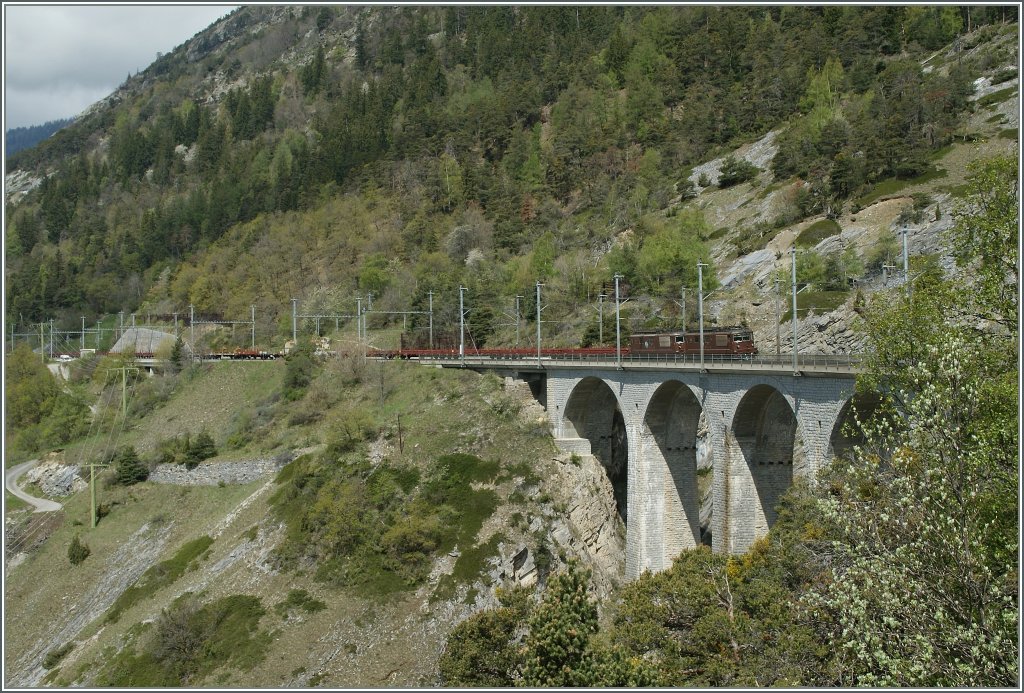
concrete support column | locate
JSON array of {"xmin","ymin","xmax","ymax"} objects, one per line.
[
  {"xmin": 624, "ymin": 421, "xmax": 650, "ymax": 579},
  {"xmin": 707, "ymin": 402, "xmax": 732, "ymax": 555}
]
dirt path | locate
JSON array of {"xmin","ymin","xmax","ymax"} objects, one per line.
[{"xmin": 5, "ymin": 460, "xmax": 63, "ymax": 513}]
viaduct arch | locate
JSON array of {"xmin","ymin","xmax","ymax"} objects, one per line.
[{"xmin": 548, "ymin": 369, "xmax": 859, "ymax": 578}]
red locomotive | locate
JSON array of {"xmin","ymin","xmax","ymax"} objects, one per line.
[{"xmin": 629, "ymin": 326, "xmax": 757, "ymax": 356}]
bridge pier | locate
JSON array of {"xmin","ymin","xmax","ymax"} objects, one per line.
[{"xmin": 541, "ymin": 366, "xmax": 856, "ymax": 579}]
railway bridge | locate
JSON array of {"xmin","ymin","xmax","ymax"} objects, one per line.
[{"xmin": 429, "ymin": 353, "xmax": 863, "ymax": 579}]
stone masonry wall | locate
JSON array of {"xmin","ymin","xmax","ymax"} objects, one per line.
[{"xmin": 147, "ymin": 453, "xmax": 293, "ymax": 486}]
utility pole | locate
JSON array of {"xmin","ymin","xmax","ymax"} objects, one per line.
[
  {"xmin": 536, "ymin": 281, "xmax": 544, "ymax": 368},
  {"xmin": 291, "ymin": 298, "xmax": 298, "ymax": 344},
  {"xmin": 614, "ymin": 274, "xmax": 623, "ymax": 369},
  {"xmin": 97, "ymin": 363, "xmax": 138, "ymax": 527},
  {"xmin": 515, "ymin": 295, "xmax": 523, "ymax": 348},
  {"xmin": 882, "ymin": 262, "xmax": 895, "ymax": 285},
  {"xmin": 774, "ymin": 276, "xmax": 781, "ymax": 358},
  {"xmin": 96, "ymin": 320, "xmax": 101, "ymax": 349},
  {"xmin": 680, "ymin": 287, "xmax": 687, "ymax": 331},
  {"xmin": 173, "ymin": 312, "xmax": 178, "ymax": 337},
  {"xmin": 901, "ymin": 226, "xmax": 910, "ymax": 296},
  {"xmin": 251, "ymin": 305, "xmax": 256, "ymax": 349},
  {"xmin": 355, "ymin": 297, "xmax": 363, "ymax": 344},
  {"xmin": 119, "ymin": 311, "xmax": 124, "ymax": 340},
  {"xmin": 598, "ymin": 293, "xmax": 606, "ymax": 345},
  {"xmin": 697, "ymin": 262, "xmax": 706, "ymax": 370},
  {"xmin": 49, "ymin": 319, "xmax": 54, "ymax": 360},
  {"xmin": 39, "ymin": 322, "xmax": 45, "ymax": 363},
  {"xmin": 87, "ymin": 456, "xmax": 110, "ymax": 528},
  {"xmin": 459, "ymin": 286, "xmax": 467, "ymax": 363},
  {"xmin": 427, "ymin": 291, "xmax": 433, "ymax": 349},
  {"xmin": 189, "ymin": 304, "xmax": 195, "ymax": 359},
  {"xmin": 365, "ymin": 293, "xmax": 373, "ymax": 343},
  {"xmin": 791, "ymin": 248, "xmax": 799, "ymax": 373},
  {"xmin": 81, "ymin": 316, "xmax": 85, "ymax": 351}
]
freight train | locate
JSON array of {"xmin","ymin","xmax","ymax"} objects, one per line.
[
  {"xmin": 52, "ymin": 327, "xmax": 756, "ymax": 363},
  {"xmin": 369, "ymin": 326, "xmax": 757, "ymax": 360}
]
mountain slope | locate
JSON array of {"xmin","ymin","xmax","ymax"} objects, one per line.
[{"xmin": 2, "ymin": 5, "xmax": 1019, "ymax": 688}]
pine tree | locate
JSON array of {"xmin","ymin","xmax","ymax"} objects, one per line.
[
  {"xmin": 188, "ymin": 430, "xmax": 217, "ymax": 465},
  {"xmin": 114, "ymin": 446, "xmax": 148, "ymax": 485}
]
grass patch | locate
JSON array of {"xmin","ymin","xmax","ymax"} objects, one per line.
[
  {"xmin": 781, "ymin": 290, "xmax": 850, "ymax": 322},
  {"xmin": 105, "ymin": 535, "xmax": 214, "ymax": 623},
  {"xmin": 856, "ymin": 166, "xmax": 948, "ymax": 208},
  {"xmin": 497, "ymin": 461, "xmax": 541, "ymax": 486},
  {"xmin": 5, "ymin": 491, "xmax": 28, "ymax": 511},
  {"xmin": 990, "ymin": 67, "xmax": 1018, "ymax": 86},
  {"xmin": 453, "ymin": 532, "xmax": 505, "ymax": 584},
  {"xmin": 756, "ymin": 181, "xmax": 784, "ymax": 199},
  {"xmin": 998, "ymin": 128, "xmax": 1018, "ymax": 140},
  {"xmin": 120, "ymin": 361, "xmax": 284, "ymax": 453},
  {"xmin": 734, "ymin": 223, "xmax": 784, "ymax": 256},
  {"xmin": 977, "ymin": 86, "xmax": 1016, "ymax": 108},
  {"xmin": 274, "ymin": 588, "xmax": 326, "ymax": 617},
  {"xmin": 795, "ymin": 219, "xmax": 841, "ymax": 248},
  {"xmin": 939, "ymin": 182, "xmax": 972, "ymax": 199}
]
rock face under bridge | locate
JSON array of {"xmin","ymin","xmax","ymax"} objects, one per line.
[{"xmin": 545, "ymin": 367, "xmax": 860, "ymax": 579}]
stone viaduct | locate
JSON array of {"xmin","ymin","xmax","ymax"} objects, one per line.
[
  {"xmin": 546, "ymin": 366, "xmax": 863, "ymax": 579},
  {"xmin": 434, "ymin": 356, "xmax": 862, "ymax": 580}
]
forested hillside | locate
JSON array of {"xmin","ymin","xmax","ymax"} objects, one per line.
[
  {"xmin": 5, "ymin": 5, "xmax": 1015, "ymax": 343},
  {"xmin": 3, "ymin": 5, "xmax": 1019, "ymax": 688}
]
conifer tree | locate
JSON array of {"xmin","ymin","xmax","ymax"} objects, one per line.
[{"xmin": 114, "ymin": 445, "xmax": 148, "ymax": 485}]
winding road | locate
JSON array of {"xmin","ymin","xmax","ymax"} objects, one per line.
[{"xmin": 5, "ymin": 460, "xmax": 62, "ymax": 512}]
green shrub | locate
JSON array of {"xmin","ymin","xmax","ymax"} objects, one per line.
[
  {"xmin": 43, "ymin": 642, "xmax": 74, "ymax": 669},
  {"xmin": 380, "ymin": 514, "xmax": 443, "ymax": 582},
  {"xmin": 439, "ymin": 591, "xmax": 530, "ymax": 686},
  {"xmin": 718, "ymin": 155, "xmax": 760, "ymax": 188},
  {"xmin": 68, "ymin": 535, "xmax": 90, "ymax": 566},
  {"xmin": 282, "ymin": 341, "xmax": 317, "ymax": 401},
  {"xmin": 99, "ymin": 593, "xmax": 270, "ymax": 686},
  {"xmin": 325, "ymin": 407, "xmax": 377, "ymax": 454}
]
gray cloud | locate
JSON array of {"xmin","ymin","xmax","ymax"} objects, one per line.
[{"xmin": 4, "ymin": 4, "xmax": 236, "ymax": 129}]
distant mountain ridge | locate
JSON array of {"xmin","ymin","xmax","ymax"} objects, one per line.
[{"xmin": 5, "ymin": 118, "xmax": 75, "ymax": 158}]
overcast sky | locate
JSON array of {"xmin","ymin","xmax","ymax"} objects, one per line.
[{"xmin": 4, "ymin": 3, "xmax": 237, "ymax": 130}]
